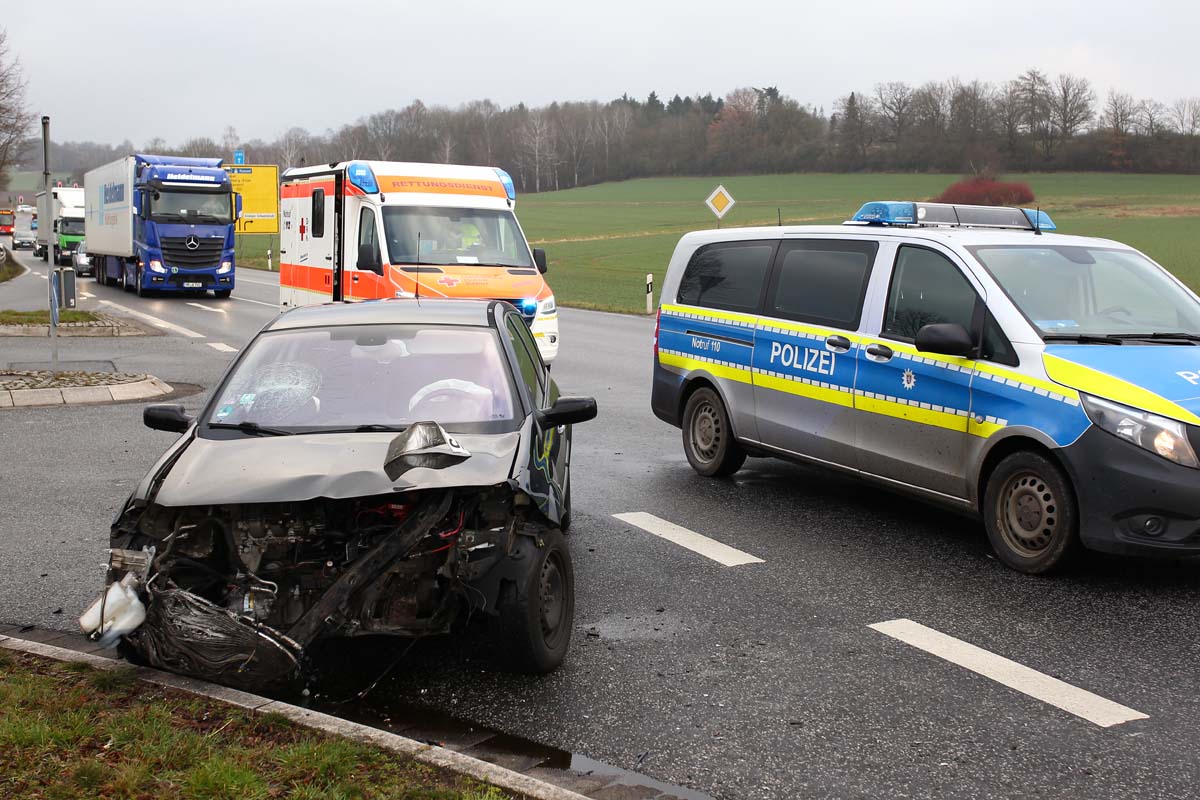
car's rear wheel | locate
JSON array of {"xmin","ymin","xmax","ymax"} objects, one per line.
[
  {"xmin": 493, "ymin": 529, "xmax": 574, "ymax": 673},
  {"xmin": 983, "ymin": 451, "xmax": 1079, "ymax": 574},
  {"xmin": 682, "ymin": 387, "xmax": 746, "ymax": 477}
]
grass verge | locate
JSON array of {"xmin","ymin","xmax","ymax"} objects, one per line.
[
  {"xmin": 0, "ymin": 649, "xmax": 514, "ymax": 800},
  {"xmin": 0, "ymin": 250, "xmax": 21, "ymax": 283},
  {"xmin": 0, "ymin": 309, "xmax": 99, "ymax": 325}
]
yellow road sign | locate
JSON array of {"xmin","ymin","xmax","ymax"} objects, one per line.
[
  {"xmin": 224, "ymin": 164, "xmax": 279, "ymax": 234},
  {"xmin": 705, "ymin": 185, "xmax": 736, "ymax": 220}
]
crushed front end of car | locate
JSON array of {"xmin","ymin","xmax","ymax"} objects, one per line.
[{"xmin": 83, "ymin": 422, "xmax": 574, "ymax": 692}]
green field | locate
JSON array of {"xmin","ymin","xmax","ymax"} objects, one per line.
[
  {"xmin": 514, "ymin": 172, "xmax": 1200, "ymax": 313},
  {"xmin": 3, "ymin": 170, "xmax": 75, "ymax": 200}
]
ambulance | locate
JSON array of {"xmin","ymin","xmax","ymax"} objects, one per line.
[{"xmin": 279, "ymin": 161, "xmax": 559, "ymax": 361}]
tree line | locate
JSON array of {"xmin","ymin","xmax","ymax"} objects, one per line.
[{"xmin": 6, "ymin": 63, "xmax": 1200, "ymax": 195}]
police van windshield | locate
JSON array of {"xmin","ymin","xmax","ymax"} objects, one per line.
[
  {"xmin": 968, "ymin": 245, "xmax": 1200, "ymax": 339},
  {"xmin": 150, "ymin": 190, "xmax": 232, "ymax": 225},
  {"xmin": 381, "ymin": 206, "xmax": 534, "ymax": 268},
  {"xmin": 207, "ymin": 324, "xmax": 519, "ymax": 435}
]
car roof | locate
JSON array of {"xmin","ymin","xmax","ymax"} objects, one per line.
[
  {"xmin": 675, "ymin": 224, "xmax": 1129, "ymax": 250},
  {"xmin": 266, "ymin": 299, "xmax": 497, "ymax": 331}
]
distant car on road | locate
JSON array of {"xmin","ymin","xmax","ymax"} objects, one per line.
[
  {"xmin": 85, "ymin": 299, "xmax": 597, "ymax": 691},
  {"xmin": 71, "ymin": 238, "xmax": 93, "ymax": 276},
  {"xmin": 11, "ymin": 210, "xmax": 36, "ymax": 250},
  {"xmin": 654, "ymin": 200, "xmax": 1200, "ymax": 574}
]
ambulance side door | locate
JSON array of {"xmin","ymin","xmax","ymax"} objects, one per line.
[{"xmin": 343, "ymin": 200, "xmax": 386, "ymax": 301}]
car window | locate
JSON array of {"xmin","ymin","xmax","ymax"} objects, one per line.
[
  {"xmin": 357, "ymin": 207, "xmax": 381, "ymax": 272},
  {"xmin": 980, "ymin": 312, "xmax": 1018, "ymax": 366},
  {"xmin": 676, "ymin": 241, "xmax": 774, "ymax": 313},
  {"xmin": 505, "ymin": 315, "xmax": 544, "ymax": 404},
  {"xmin": 206, "ymin": 325, "xmax": 518, "ymax": 434},
  {"xmin": 766, "ymin": 240, "xmax": 877, "ymax": 329},
  {"xmin": 884, "ymin": 246, "xmax": 978, "ymax": 341}
]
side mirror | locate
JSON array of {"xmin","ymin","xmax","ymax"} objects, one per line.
[
  {"xmin": 915, "ymin": 323, "xmax": 974, "ymax": 358},
  {"xmin": 235, "ymin": 193, "xmax": 243, "ymax": 220},
  {"xmin": 532, "ymin": 247, "xmax": 547, "ymax": 274},
  {"xmin": 358, "ymin": 243, "xmax": 382, "ymax": 274},
  {"xmin": 537, "ymin": 396, "xmax": 598, "ymax": 428},
  {"xmin": 144, "ymin": 404, "xmax": 193, "ymax": 433}
]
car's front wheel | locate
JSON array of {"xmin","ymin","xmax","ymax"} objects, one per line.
[
  {"xmin": 682, "ymin": 386, "xmax": 746, "ymax": 477},
  {"xmin": 983, "ymin": 451, "xmax": 1079, "ymax": 574},
  {"xmin": 493, "ymin": 529, "xmax": 574, "ymax": 673}
]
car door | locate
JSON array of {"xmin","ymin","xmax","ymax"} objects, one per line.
[
  {"xmin": 855, "ymin": 243, "xmax": 983, "ymax": 499},
  {"xmin": 505, "ymin": 311, "xmax": 568, "ymax": 522},
  {"xmin": 751, "ymin": 238, "xmax": 878, "ymax": 468},
  {"xmin": 345, "ymin": 204, "xmax": 386, "ymax": 301}
]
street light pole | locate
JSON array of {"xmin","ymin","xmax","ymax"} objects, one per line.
[{"xmin": 42, "ymin": 115, "xmax": 59, "ymax": 376}]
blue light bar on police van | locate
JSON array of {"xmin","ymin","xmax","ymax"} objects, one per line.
[
  {"xmin": 347, "ymin": 161, "xmax": 379, "ymax": 194},
  {"xmin": 495, "ymin": 169, "xmax": 516, "ymax": 202},
  {"xmin": 848, "ymin": 201, "xmax": 1056, "ymax": 232}
]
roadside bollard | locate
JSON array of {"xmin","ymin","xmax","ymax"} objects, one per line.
[
  {"xmin": 267, "ymin": 248, "xmax": 272, "ymax": 271},
  {"xmin": 646, "ymin": 273, "xmax": 653, "ymax": 314}
]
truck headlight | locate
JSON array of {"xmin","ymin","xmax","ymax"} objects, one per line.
[
  {"xmin": 218, "ymin": 260, "xmax": 232, "ymax": 274},
  {"xmin": 149, "ymin": 260, "xmax": 166, "ymax": 274},
  {"xmin": 1081, "ymin": 393, "xmax": 1199, "ymax": 468},
  {"xmin": 539, "ymin": 295, "xmax": 556, "ymax": 315}
]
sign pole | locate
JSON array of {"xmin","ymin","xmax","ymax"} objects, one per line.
[{"xmin": 42, "ymin": 116, "xmax": 59, "ymax": 377}]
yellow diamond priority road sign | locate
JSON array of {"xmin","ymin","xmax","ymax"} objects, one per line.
[{"xmin": 705, "ymin": 184, "xmax": 735, "ymax": 220}]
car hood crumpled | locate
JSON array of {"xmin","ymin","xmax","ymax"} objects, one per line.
[{"xmin": 152, "ymin": 430, "xmax": 521, "ymax": 506}]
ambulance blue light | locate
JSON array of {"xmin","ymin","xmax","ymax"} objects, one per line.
[
  {"xmin": 347, "ymin": 161, "xmax": 379, "ymax": 194},
  {"xmin": 495, "ymin": 169, "xmax": 517, "ymax": 202},
  {"xmin": 520, "ymin": 297, "xmax": 539, "ymax": 315},
  {"xmin": 852, "ymin": 201, "xmax": 916, "ymax": 225},
  {"xmin": 1022, "ymin": 208, "xmax": 1057, "ymax": 231}
]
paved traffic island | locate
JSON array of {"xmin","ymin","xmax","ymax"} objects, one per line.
[
  {"xmin": 0, "ymin": 369, "xmax": 173, "ymax": 408},
  {"xmin": 0, "ymin": 309, "xmax": 151, "ymax": 337}
]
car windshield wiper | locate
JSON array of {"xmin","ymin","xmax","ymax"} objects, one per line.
[
  {"xmin": 1041, "ymin": 333, "xmax": 1123, "ymax": 345},
  {"xmin": 1110, "ymin": 332, "xmax": 1200, "ymax": 343},
  {"xmin": 208, "ymin": 421, "xmax": 293, "ymax": 436},
  {"xmin": 310, "ymin": 423, "xmax": 409, "ymax": 433}
]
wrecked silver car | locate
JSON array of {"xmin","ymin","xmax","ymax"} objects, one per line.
[{"xmin": 83, "ymin": 299, "xmax": 597, "ymax": 690}]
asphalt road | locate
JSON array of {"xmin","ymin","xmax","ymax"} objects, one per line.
[{"xmin": 4, "ymin": 250, "xmax": 1200, "ymax": 799}]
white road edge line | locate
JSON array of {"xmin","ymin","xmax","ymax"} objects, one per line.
[
  {"xmin": 231, "ymin": 295, "xmax": 279, "ymax": 308},
  {"xmin": 234, "ymin": 273, "xmax": 278, "ymax": 286},
  {"xmin": 98, "ymin": 300, "xmax": 204, "ymax": 338},
  {"xmin": 612, "ymin": 512, "xmax": 764, "ymax": 567},
  {"xmin": 869, "ymin": 618, "xmax": 1148, "ymax": 728},
  {"xmin": 207, "ymin": 342, "xmax": 238, "ymax": 353},
  {"xmin": 186, "ymin": 302, "xmax": 226, "ymax": 314}
]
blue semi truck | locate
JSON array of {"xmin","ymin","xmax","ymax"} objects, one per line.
[{"xmin": 84, "ymin": 155, "xmax": 241, "ymax": 297}]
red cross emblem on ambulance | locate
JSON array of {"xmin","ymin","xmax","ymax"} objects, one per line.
[{"xmin": 437, "ymin": 276, "xmax": 461, "ymax": 287}]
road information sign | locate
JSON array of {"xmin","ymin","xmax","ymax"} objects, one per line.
[
  {"xmin": 234, "ymin": 149, "xmax": 246, "ymax": 165},
  {"xmin": 223, "ymin": 164, "xmax": 279, "ymax": 234},
  {"xmin": 705, "ymin": 184, "xmax": 735, "ymax": 221}
]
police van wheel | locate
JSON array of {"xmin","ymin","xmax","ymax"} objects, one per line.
[
  {"xmin": 983, "ymin": 451, "xmax": 1079, "ymax": 574},
  {"xmin": 682, "ymin": 387, "xmax": 746, "ymax": 477}
]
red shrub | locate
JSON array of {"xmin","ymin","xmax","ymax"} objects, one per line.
[{"xmin": 933, "ymin": 176, "xmax": 1035, "ymax": 206}]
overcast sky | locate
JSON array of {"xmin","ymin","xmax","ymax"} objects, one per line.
[{"xmin": 7, "ymin": 0, "xmax": 1197, "ymax": 147}]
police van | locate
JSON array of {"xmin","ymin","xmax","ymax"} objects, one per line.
[{"xmin": 652, "ymin": 201, "xmax": 1200, "ymax": 573}]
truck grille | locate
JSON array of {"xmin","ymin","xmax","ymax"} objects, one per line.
[{"xmin": 160, "ymin": 236, "xmax": 224, "ymax": 268}]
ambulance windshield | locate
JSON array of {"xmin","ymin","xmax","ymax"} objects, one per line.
[
  {"xmin": 381, "ymin": 206, "xmax": 534, "ymax": 268},
  {"xmin": 969, "ymin": 245, "xmax": 1200, "ymax": 338}
]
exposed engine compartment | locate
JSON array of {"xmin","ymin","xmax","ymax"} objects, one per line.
[{"xmin": 108, "ymin": 485, "xmax": 541, "ymax": 690}]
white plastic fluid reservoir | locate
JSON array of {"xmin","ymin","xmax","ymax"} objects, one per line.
[
  {"xmin": 97, "ymin": 593, "xmax": 146, "ymax": 649},
  {"xmin": 78, "ymin": 573, "xmax": 141, "ymax": 637}
]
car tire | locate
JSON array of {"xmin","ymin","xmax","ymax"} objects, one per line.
[
  {"xmin": 681, "ymin": 387, "xmax": 746, "ymax": 477},
  {"xmin": 214, "ymin": 289, "xmax": 231, "ymax": 299},
  {"xmin": 983, "ymin": 451, "xmax": 1079, "ymax": 574},
  {"xmin": 120, "ymin": 266, "xmax": 130, "ymax": 292},
  {"xmin": 492, "ymin": 529, "xmax": 574, "ymax": 674},
  {"xmin": 135, "ymin": 267, "xmax": 146, "ymax": 297}
]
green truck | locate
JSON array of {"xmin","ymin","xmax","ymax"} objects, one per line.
[{"xmin": 36, "ymin": 187, "xmax": 85, "ymax": 265}]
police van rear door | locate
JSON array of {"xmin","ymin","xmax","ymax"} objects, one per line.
[{"xmin": 751, "ymin": 238, "xmax": 879, "ymax": 468}]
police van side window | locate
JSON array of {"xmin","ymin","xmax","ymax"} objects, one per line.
[
  {"xmin": 766, "ymin": 240, "xmax": 877, "ymax": 329},
  {"xmin": 677, "ymin": 241, "xmax": 775, "ymax": 313},
  {"xmin": 883, "ymin": 246, "xmax": 978, "ymax": 342}
]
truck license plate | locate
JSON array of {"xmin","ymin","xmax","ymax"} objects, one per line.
[{"xmin": 183, "ymin": 282, "xmax": 202, "ymax": 288}]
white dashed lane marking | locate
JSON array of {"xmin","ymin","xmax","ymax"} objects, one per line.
[
  {"xmin": 186, "ymin": 302, "xmax": 226, "ymax": 314},
  {"xmin": 98, "ymin": 300, "xmax": 203, "ymax": 338},
  {"xmin": 231, "ymin": 295, "xmax": 279, "ymax": 308},
  {"xmin": 206, "ymin": 342, "xmax": 238, "ymax": 353},
  {"xmin": 869, "ymin": 618, "xmax": 1148, "ymax": 728},
  {"xmin": 612, "ymin": 512, "xmax": 764, "ymax": 567}
]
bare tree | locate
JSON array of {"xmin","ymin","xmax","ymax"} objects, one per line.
[
  {"xmin": 0, "ymin": 28, "xmax": 33, "ymax": 185},
  {"xmin": 1170, "ymin": 97, "xmax": 1200, "ymax": 135},
  {"xmin": 519, "ymin": 110, "xmax": 554, "ymax": 192},
  {"xmin": 366, "ymin": 110, "xmax": 402, "ymax": 160},
  {"xmin": 592, "ymin": 101, "xmax": 632, "ymax": 177},
  {"xmin": 179, "ymin": 137, "xmax": 219, "ymax": 158},
  {"xmin": 221, "ymin": 125, "xmax": 240, "ymax": 154},
  {"xmin": 276, "ymin": 127, "xmax": 310, "ymax": 169},
  {"xmin": 555, "ymin": 102, "xmax": 592, "ymax": 187},
  {"xmin": 1103, "ymin": 91, "xmax": 1138, "ymax": 136},
  {"xmin": 874, "ymin": 81, "xmax": 914, "ymax": 147},
  {"xmin": 143, "ymin": 136, "xmax": 168, "ymax": 153},
  {"xmin": 1051, "ymin": 74, "xmax": 1094, "ymax": 138},
  {"xmin": 1137, "ymin": 99, "xmax": 1168, "ymax": 137},
  {"xmin": 1016, "ymin": 69, "xmax": 1058, "ymax": 158},
  {"xmin": 464, "ymin": 99, "xmax": 499, "ymax": 164}
]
